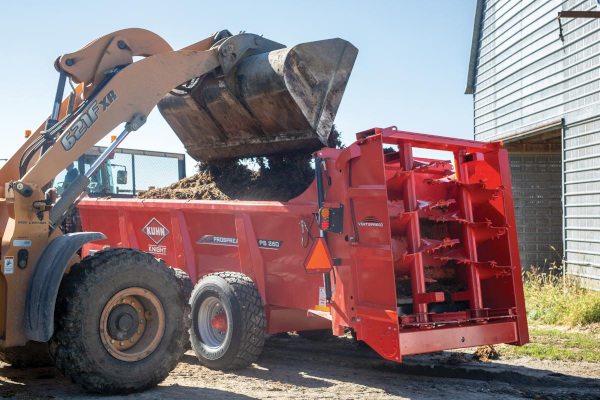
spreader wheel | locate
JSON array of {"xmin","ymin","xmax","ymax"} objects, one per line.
[
  {"xmin": 190, "ymin": 272, "xmax": 266, "ymax": 370},
  {"xmin": 49, "ymin": 248, "xmax": 189, "ymax": 394}
]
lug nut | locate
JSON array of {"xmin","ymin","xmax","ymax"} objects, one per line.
[
  {"xmin": 129, "ymin": 338, "xmax": 134, "ymax": 342},
  {"xmin": 110, "ymin": 340, "xmax": 114, "ymax": 344},
  {"xmin": 120, "ymin": 342, "xmax": 124, "ymax": 346}
]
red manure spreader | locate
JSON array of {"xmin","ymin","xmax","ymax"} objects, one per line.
[{"xmin": 79, "ymin": 126, "xmax": 529, "ymax": 367}]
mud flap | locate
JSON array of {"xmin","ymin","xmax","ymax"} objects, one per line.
[{"xmin": 25, "ymin": 232, "xmax": 106, "ymax": 342}]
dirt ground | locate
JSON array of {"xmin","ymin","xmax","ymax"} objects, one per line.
[{"xmin": 1, "ymin": 334, "xmax": 598, "ymax": 400}]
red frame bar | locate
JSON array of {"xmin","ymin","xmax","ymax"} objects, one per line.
[
  {"xmin": 399, "ymin": 320, "xmax": 518, "ymax": 355},
  {"xmin": 454, "ymin": 150, "xmax": 484, "ymax": 312}
]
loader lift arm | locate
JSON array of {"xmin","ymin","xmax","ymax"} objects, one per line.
[
  {"xmin": 0, "ymin": 28, "xmax": 230, "ymax": 198},
  {"xmin": 19, "ymin": 28, "xmax": 231, "ymax": 191}
]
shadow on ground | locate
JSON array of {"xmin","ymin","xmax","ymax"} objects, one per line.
[{"xmin": 0, "ymin": 334, "xmax": 599, "ymax": 399}]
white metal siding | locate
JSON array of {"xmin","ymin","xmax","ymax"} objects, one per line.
[
  {"xmin": 473, "ymin": 0, "xmax": 600, "ymax": 287},
  {"xmin": 564, "ymin": 117, "xmax": 600, "ymax": 289},
  {"xmin": 474, "ymin": 0, "xmax": 600, "ymax": 141}
]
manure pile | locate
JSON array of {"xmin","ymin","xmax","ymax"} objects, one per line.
[{"xmin": 138, "ymin": 127, "xmax": 342, "ymax": 202}]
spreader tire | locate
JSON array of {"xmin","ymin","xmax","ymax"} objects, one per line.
[
  {"xmin": 297, "ymin": 329, "xmax": 333, "ymax": 341},
  {"xmin": 190, "ymin": 272, "xmax": 265, "ymax": 370},
  {"xmin": 49, "ymin": 248, "xmax": 189, "ymax": 394},
  {"xmin": 0, "ymin": 342, "xmax": 52, "ymax": 368}
]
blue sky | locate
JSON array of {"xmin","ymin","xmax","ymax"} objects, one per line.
[{"xmin": 0, "ymin": 1, "xmax": 476, "ymax": 173}]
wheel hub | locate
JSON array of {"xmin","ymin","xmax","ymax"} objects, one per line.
[
  {"xmin": 197, "ymin": 296, "xmax": 231, "ymax": 353},
  {"xmin": 107, "ymin": 304, "xmax": 138, "ymax": 341},
  {"xmin": 210, "ymin": 313, "xmax": 227, "ymax": 331},
  {"xmin": 100, "ymin": 289, "xmax": 165, "ymax": 362}
]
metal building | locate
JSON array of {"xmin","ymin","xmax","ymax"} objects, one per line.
[{"xmin": 466, "ymin": 0, "xmax": 600, "ymax": 289}]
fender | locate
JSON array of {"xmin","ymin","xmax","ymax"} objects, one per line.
[{"xmin": 25, "ymin": 232, "xmax": 106, "ymax": 342}]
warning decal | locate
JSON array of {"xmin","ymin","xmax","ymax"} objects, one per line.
[{"xmin": 4, "ymin": 257, "xmax": 14, "ymax": 274}]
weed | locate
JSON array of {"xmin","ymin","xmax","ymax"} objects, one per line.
[
  {"xmin": 523, "ymin": 256, "xmax": 600, "ymax": 327},
  {"xmin": 499, "ymin": 327, "xmax": 600, "ymax": 362}
]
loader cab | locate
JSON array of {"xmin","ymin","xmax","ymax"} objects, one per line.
[
  {"xmin": 54, "ymin": 155, "xmax": 117, "ymax": 197},
  {"xmin": 54, "ymin": 146, "xmax": 186, "ymax": 199}
]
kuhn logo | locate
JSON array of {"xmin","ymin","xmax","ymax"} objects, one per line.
[
  {"xmin": 143, "ymin": 218, "xmax": 170, "ymax": 245},
  {"xmin": 358, "ymin": 216, "xmax": 384, "ymax": 227}
]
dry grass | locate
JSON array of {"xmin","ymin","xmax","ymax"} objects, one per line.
[
  {"xmin": 498, "ymin": 326, "xmax": 600, "ymax": 362},
  {"xmin": 523, "ymin": 260, "xmax": 600, "ymax": 327},
  {"xmin": 492, "ymin": 251, "xmax": 600, "ymax": 362}
]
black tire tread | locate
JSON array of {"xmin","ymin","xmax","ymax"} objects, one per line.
[
  {"xmin": 194, "ymin": 272, "xmax": 266, "ymax": 370},
  {"xmin": 173, "ymin": 268, "xmax": 193, "ymax": 350},
  {"xmin": 49, "ymin": 248, "xmax": 188, "ymax": 394}
]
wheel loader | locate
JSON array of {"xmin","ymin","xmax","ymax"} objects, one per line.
[{"xmin": 0, "ymin": 28, "xmax": 357, "ymax": 393}]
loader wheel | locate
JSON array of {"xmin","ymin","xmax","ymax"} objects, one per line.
[
  {"xmin": 49, "ymin": 248, "xmax": 189, "ymax": 394},
  {"xmin": 0, "ymin": 341, "xmax": 53, "ymax": 368},
  {"xmin": 297, "ymin": 329, "xmax": 333, "ymax": 341},
  {"xmin": 190, "ymin": 272, "xmax": 266, "ymax": 370},
  {"xmin": 173, "ymin": 268, "xmax": 193, "ymax": 350}
]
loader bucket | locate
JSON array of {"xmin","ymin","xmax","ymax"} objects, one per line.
[{"xmin": 158, "ymin": 37, "xmax": 358, "ymax": 161}]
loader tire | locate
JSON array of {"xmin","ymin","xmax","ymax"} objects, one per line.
[
  {"xmin": 173, "ymin": 268, "xmax": 194, "ymax": 301},
  {"xmin": 173, "ymin": 268, "xmax": 193, "ymax": 350},
  {"xmin": 190, "ymin": 272, "xmax": 266, "ymax": 370},
  {"xmin": 0, "ymin": 341, "xmax": 52, "ymax": 368},
  {"xmin": 49, "ymin": 248, "xmax": 189, "ymax": 394},
  {"xmin": 297, "ymin": 329, "xmax": 333, "ymax": 341}
]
